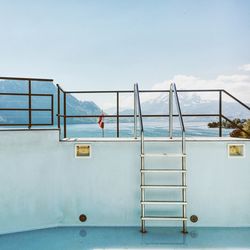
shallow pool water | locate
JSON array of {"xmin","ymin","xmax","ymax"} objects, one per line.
[{"xmin": 0, "ymin": 227, "xmax": 249, "ymax": 250}]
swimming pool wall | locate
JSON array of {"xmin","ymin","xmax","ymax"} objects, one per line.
[{"xmin": 0, "ymin": 130, "xmax": 249, "ymax": 234}]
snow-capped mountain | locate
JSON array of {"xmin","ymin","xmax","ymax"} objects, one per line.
[{"xmin": 120, "ymin": 92, "xmax": 250, "ymax": 120}]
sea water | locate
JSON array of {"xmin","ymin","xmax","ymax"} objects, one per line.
[{"xmin": 63, "ymin": 121, "xmax": 233, "ymax": 138}]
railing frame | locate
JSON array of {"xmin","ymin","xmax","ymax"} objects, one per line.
[
  {"xmin": 56, "ymin": 85, "xmax": 250, "ymax": 139},
  {"xmin": 0, "ymin": 77, "xmax": 249, "ymax": 137},
  {"xmin": 0, "ymin": 77, "xmax": 54, "ymax": 128}
]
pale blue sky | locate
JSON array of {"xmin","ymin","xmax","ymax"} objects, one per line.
[{"xmin": 0, "ymin": 0, "xmax": 250, "ymax": 92}]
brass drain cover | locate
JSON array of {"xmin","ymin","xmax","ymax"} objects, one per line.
[{"xmin": 190, "ymin": 215, "xmax": 198, "ymax": 223}]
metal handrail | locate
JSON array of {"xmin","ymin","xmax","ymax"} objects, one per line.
[
  {"xmin": 222, "ymin": 90, "xmax": 250, "ymax": 111},
  {"xmin": 221, "ymin": 115, "xmax": 250, "ymax": 137},
  {"xmin": 134, "ymin": 83, "xmax": 144, "ymax": 136},
  {"xmin": 169, "ymin": 82, "xmax": 187, "ymax": 233},
  {"xmin": 57, "ymin": 113, "xmax": 220, "ymax": 118},
  {"xmin": 62, "ymin": 89, "xmax": 225, "ymax": 94},
  {"xmin": 0, "ymin": 76, "xmax": 53, "ymax": 82},
  {"xmin": 169, "ymin": 83, "xmax": 186, "ymax": 153},
  {"xmin": 171, "ymin": 83, "xmax": 186, "ymax": 133},
  {"xmin": 134, "ymin": 83, "xmax": 144, "ymax": 139}
]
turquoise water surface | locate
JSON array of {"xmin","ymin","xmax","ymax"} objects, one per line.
[{"xmin": 0, "ymin": 227, "xmax": 249, "ymax": 250}]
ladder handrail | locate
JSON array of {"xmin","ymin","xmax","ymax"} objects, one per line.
[
  {"xmin": 170, "ymin": 83, "xmax": 186, "ymax": 133},
  {"xmin": 170, "ymin": 82, "xmax": 187, "ymax": 234},
  {"xmin": 134, "ymin": 83, "xmax": 144, "ymax": 134},
  {"xmin": 134, "ymin": 83, "xmax": 146, "ymax": 233}
]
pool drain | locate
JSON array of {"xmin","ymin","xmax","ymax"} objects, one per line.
[
  {"xmin": 79, "ymin": 214, "xmax": 87, "ymax": 222},
  {"xmin": 190, "ymin": 215, "xmax": 198, "ymax": 223}
]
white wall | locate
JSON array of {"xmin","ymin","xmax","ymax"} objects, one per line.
[{"xmin": 0, "ymin": 130, "xmax": 249, "ymax": 234}]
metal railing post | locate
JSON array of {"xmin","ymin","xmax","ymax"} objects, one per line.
[
  {"xmin": 28, "ymin": 80, "xmax": 32, "ymax": 129},
  {"xmin": 134, "ymin": 84, "xmax": 138, "ymax": 139},
  {"xmin": 51, "ymin": 95, "xmax": 54, "ymax": 125},
  {"xmin": 63, "ymin": 92, "xmax": 67, "ymax": 138},
  {"xmin": 117, "ymin": 92, "xmax": 119, "ymax": 137},
  {"xmin": 169, "ymin": 84, "xmax": 173, "ymax": 138},
  {"xmin": 57, "ymin": 85, "xmax": 61, "ymax": 129},
  {"xmin": 219, "ymin": 90, "xmax": 222, "ymax": 137}
]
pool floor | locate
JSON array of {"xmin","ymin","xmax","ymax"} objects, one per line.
[{"xmin": 0, "ymin": 227, "xmax": 249, "ymax": 250}]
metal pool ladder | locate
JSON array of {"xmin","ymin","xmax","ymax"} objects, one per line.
[{"xmin": 134, "ymin": 83, "xmax": 187, "ymax": 233}]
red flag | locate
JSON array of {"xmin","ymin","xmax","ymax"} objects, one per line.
[{"xmin": 98, "ymin": 113, "xmax": 104, "ymax": 129}]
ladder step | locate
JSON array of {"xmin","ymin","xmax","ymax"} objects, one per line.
[
  {"xmin": 141, "ymin": 201, "xmax": 187, "ymax": 205},
  {"xmin": 141, "ymin": 169, "xmax": 186, "ymax": 173},
  {"xmin": 141, "ymin": 153, "xmax": 186, "ymax": 158},
  {"xmin": 141, "ymin": 185, "xmax": 187, "ymax": 189},
  {"xmin": 141, "ymin": 216, "xmax": 187, "ymax": 221}
]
